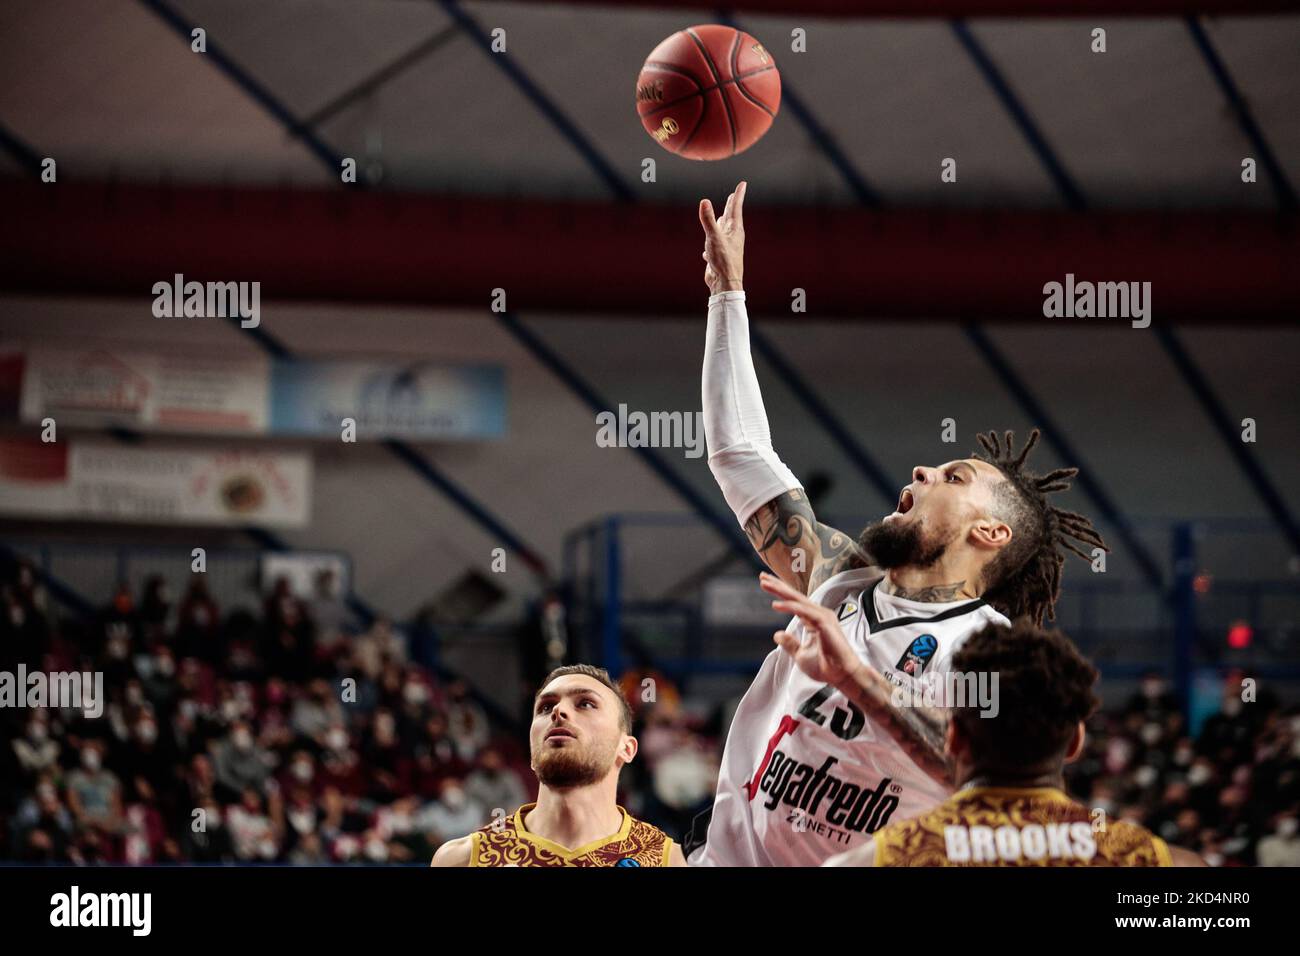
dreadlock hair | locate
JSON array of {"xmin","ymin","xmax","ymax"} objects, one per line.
[
  {"xmin": 973, "ymin": 428, "xmax": 1107, "ymax": 625},
  {"xmin": 950, "ymin": 618, "xmax": 1100, "ymax": 771}
]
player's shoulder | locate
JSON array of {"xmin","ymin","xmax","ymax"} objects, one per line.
[
  {"xmin": 625, "ymin": 813, "xmax": 679, "ymax": 867},
  {"xmin": 430, "ymin": 834, "xmax": 475, "ymax": 867},
  {"xmin": 1102, "ymin": 818, "xmax": 1182, "ymax": 866}
]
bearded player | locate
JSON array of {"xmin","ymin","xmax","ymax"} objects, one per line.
[
  {"xmin": 687, "ymin": 181, "xmax": 1108, "ymax": 866},
  {"xmin": 432, "ymin": 665, "xmax": 687, "ymax": 867}
]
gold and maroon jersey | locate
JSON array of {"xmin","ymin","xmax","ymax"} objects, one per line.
[
  {"xmin": 872, "ymin": 786, "xmax": 1172, "ymax": 867},
  {"xmin": 469, "ymin": 804, "xmax": 673, "ymax": 867}
]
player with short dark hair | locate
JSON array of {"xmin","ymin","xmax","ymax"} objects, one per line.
[
  {"xmin": 814, "ymin": 618, "xmax": 1203, "ymax": 866},
  {"xmin": 432, "ymin": 664, "xmax": 685, "ymax": 867}
]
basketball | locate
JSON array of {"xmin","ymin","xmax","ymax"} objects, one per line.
[{"xmin": 635, "ymin": 24, "xmax": 781, "ymax": 161}]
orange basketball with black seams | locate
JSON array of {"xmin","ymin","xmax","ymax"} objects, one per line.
[{"xmin": 636, "ymin": 24, "xmax": 781, "ymax": 161}]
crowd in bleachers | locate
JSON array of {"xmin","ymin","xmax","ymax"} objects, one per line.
[
  {"xmin": 1, "ymin": 561, "xmax": 533, "ymax": 864},
  {"xmin": 2, "ymin": 558, "xmax": 1297, "ymax": 865}
]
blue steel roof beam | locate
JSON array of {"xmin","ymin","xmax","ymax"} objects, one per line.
[
  {"xmin": 1185, "ymin": 17, "xmax": 1297, "ymax": 213},
  {"xmin": 951, "ymin": 19, "xmax": 1168, "ymax": 590},
  {"xmin": 137, "ymin": 0, "xmax": 552, "ymax": 581}
]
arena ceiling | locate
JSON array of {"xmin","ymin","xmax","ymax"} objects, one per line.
[{"xmin": 2, "ymin": 0, "xmax": 1298, "ymax": 210}]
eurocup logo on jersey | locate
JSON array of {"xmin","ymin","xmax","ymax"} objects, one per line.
[{"xmin": 896, "ymin": 634, "xmax": 938, "ymax": 677}]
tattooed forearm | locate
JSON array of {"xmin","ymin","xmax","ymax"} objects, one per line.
[
  {"xmin": 880, "ymin": 580, "xmax": 968, "ymax": 603},
  {"xmin": 744, "ymin": 489, "xmax": 867, "ymax": 594},
  {"xmin": 834, "ymin": 668, "xmax": 954, "ymax": 787}
]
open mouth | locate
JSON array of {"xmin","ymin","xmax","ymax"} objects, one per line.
[
  {"xmin": 545, "ymin": 727, "xmax": 576, "ymax": 742},
  {"xmin": 895, "ymin": 488, "xmax": 915, "ymax": 515}
]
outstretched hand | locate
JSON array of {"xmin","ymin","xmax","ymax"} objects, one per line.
[{"xmin": 699, "ymin": 180, "xmax": 746, "ymax": 295}]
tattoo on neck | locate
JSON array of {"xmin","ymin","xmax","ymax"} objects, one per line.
[{"xmin": 883, "ymin": 580, "xmax": 967, "ymax": 603}]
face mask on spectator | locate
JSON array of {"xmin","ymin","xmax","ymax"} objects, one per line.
[
  {"xmin": 292, "ymin": 760, "xmax": 313, "ymax": 782},
  {"xmin": 28, "ymin": 722, "xmax": 48, "ymax": 743},
  {"xmin": 138, "ymin": 722, "xmax": 158, "ymax": 744},
  {"xmin": 403, "ymin": 683, "xmax": 428, "ymax": 706},
  {"xmin": 1134, "ymin": 766, "xmax": 1158, "ymax": 788},
  {"xmin": 82, "ymin": 749, "xmax": 101, "ymax": 772},
  {"xmin": 327, "ymin": 728, "xmax": 348, "ymax": 751},
  {"xmin": 233, "ymin": 729, "xmax": 254, "ymax": 750},
  {"xmin": 1174, "ymin": 745, "xmax": 1193, "ymax": 766},
  {"xmin": 442, "ymin": 787, "xmax": 466, "ymax": 810},
  {"xmin": 1187, "ymin": 764, "xmax": 1212, "ymax": 786},
  {"xmin": 126, "ymin": 685, "xmax": 144, "ymax": 706},
  {"xmin": 155, "ymin": 656, "xmax": 175, "ymax": 677},
  {"xmin": 8, "ymin": 604, "xmax": 23, "ymax": 627},
  {"xmin": 37, "ymin": 783, "xmax": 57, "ymax": 802},
  {"xmin": 1222, "ymin": 698, "xmax": 1242, "ymax": 718},
  {"xmin": 179, "ymin": 699, "xmax": 198, "ymax": 721},
  {"xmin": 1141, "ymin": 679, "xmax": 1164, "ymax": 699},
  {"xmin": 1278, "ymin": 818, "xmax": 1298, "ymax": 838},
  {"xmin": 108, "ymin": 636, "xmax": 129, "ymax": 660}
]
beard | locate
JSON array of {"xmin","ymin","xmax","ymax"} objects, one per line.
[
  {"xmin": 858, "ymin": 517, "xmax": 953, "ymax": 570},
  {"xmin": 533, "ymin": 739, "xmax": 616, "ymax": 789}
]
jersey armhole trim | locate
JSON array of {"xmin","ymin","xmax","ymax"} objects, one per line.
[
  {"xmin": 1152, "ymin": 835, "xmax": 1173, "ymax": 868},
  {"xmin": 468, "ymin": 831, "xmax": 481, "ymax": 868}
]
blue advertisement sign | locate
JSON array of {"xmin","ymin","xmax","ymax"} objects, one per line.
[{"xmin": 270, "ymin": 360, "xmax": 505, "ymax": 440}]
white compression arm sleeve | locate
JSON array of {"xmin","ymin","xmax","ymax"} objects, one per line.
[{"xmin": 702, "ymin": 290, "xmax": 802, "ymax": 527}]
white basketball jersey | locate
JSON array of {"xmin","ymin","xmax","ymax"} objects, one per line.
[{"xmin": 690, "ymin": 568, "xmax": 1009, "ymax": 867}]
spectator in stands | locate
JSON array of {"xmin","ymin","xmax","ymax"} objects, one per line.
[
  {"xmin": 10, "ymin": 776, "xmax": 74, "ymax": 862},
  {"xmin": 1257, "ymin": 813, "xmax": 1300, "ymax": 867},
  {"xmin": 464, "ymin": 747, "xmax": 527, "ymax": 815},
  {"xmin": 446, "ymin": 679, "xmax": 489, "ymax": 761},
  {"xmin": 288, "ymin": 831, "xmax": 327, "ymax": 865},
  {"xmin": 139, "ymin": 574, "xmax": 171, "ymax": 645},
  {"xmin": 291, "ymin": 679, "xmax": 343, "ymax": 747},
  {"xmin": 213, "ymin": 720, "xmax": 270, "ymax": 799},
  {"xmin": 226, "ymin": 787, "xmax": 279, "ymax": 861},
  {"xmin": 354, "ymin": 615, "xmax": 407, "ymax": 680},
  {"xmin": 417, "ymin": 777, "xmax": 485, "ymax": 845},
  {"xmin": 181, "ymin": 798, "xmax": 233, "ymax": 862},
  {"xmin": 65, "ymin": 741, "xmax": 122, "ymax": 832},
  {"xmin": 12, "ymin": 714, "xmax": 60, "ymax": 782},
  {"xmin": 307, "ymin": 568, "xmax": 349, "ymax": 659},
  {"xmin": 317, "ymin": 721, "xmax": 364, "ymax": 796},
  {"xmin": 122, "ymin": 777, "xmax": 167, "ymax": 865},
  {"xmin": 176, "ymin": 576, "xmax": 221, "ymax": 662}
]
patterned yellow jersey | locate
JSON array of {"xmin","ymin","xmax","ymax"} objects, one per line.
[
  {"xmin": 469, "ymin": 804, "xmax": 674, "ymax": 867},
  {"xmin": 872, "ymin": 786, "xmax": 1171, "ymax": 867}
]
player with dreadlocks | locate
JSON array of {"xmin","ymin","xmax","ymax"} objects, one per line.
[{"xmin": 688, "ymin": 181, "xmax": 1110, "ymax": 866}]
